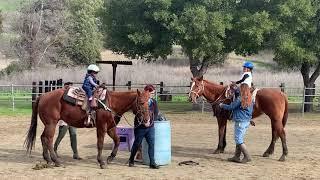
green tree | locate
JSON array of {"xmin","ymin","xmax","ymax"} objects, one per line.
[
  {"xmin": 101, "ymin": 0, "xmax": 235, "ymax": 77},
  {"xmin": 102, "ymin": 0, "xmax": 174, "ymax": 60},
  {"xmin": 266, "ymin": 0, "xmax": 320, "ymax": 112},
  {"xmin": 64, "ymin": 0, "xmax": 103, "ymax": 65}
]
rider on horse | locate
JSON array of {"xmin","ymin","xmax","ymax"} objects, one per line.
[
  {"xmin": 233, "ymin": 61, "xmax": 254, "ymax": 98},
  {"xmin": 82, "ymin": 64, "xmax": 100, "ymax": 126}
]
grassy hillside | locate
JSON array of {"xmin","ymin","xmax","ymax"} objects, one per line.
[{"xmin": 0, "ymin": 0, "xmax": 25, "ymax": 12}]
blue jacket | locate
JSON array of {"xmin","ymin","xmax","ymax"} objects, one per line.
[
  {"xmin": 221, "ymin": 97, "xmax": 253, "ymax": 122},
  {"xmin": 82, "ymin": 74, "xmax": 98, "ymax": 97}
]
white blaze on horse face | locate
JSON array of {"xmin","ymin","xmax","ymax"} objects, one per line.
[{"xmin": 189, "ymin": 82, "xmax": 195, "ymax": 97}]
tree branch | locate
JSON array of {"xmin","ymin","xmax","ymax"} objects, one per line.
[
  {"xmin": 309, "ymin": 61, "xmax": 320, "ymax": 84},
  {"xmin": 35, "ymin": 0, "xmax": 44, "ymax": 38}
]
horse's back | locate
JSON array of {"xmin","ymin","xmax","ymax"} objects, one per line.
[{"xmin": 255, "ymin": 88, "xmax": 287, "ymax": 120}]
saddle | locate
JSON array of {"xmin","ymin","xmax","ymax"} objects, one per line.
[
  {"xmin": 63, "ymin": 86, "xmax": 110, "ymax": 110},
  {"xmin": 63, "ymin": 87, "xmax": 88, "ymax": 110}
]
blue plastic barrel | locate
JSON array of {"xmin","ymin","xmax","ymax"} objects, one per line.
[{"xmin": 142, "ymin": 121, "xmax": 171, "ymax": 165}]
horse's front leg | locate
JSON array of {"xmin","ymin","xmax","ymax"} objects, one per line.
[
  {"xmin": 106, "ymin": 127, "xmax": 119, "ymax": 164},
  {"xmin": 213, "ymin": 118, "xmax": 227, "ymax": 154},
  {"xmin": 97, "ymin": 126, "xmax": 107, "ymax": 169}
]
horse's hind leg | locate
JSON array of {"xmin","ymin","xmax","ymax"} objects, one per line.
[
  {"xmin": 42, "ymin": 124, "xmax": 62, "ymax": 167},
  {"xmin": 106, "ymin": 127, "xmax": 120, "ymax": 164},
  {"xmin": 263, "ymin": 124, "xmax": 279, "ymax": 157},
  {"xmin": 41, "ymin": 131, "xmax": 51, "ymax": 164},
  {"xmin": 277, "ymin": 127, "xmax": 288, "ymax": 161}
]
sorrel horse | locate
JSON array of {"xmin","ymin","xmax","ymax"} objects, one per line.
[
  {"xmin": 24, "ymin": 87, "xmax": 150, "ymax": 169},
  {"xmin": 189, "ymin": 76, "xmax": 289, "ymax": 161}
]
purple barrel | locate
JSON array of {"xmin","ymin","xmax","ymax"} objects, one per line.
[{"xmin": 115, "ymin": 126, "xmax": 135, "ymax": 151}]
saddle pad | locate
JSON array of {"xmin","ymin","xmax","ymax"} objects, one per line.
[
  {"xmin": 67, "ymin": 87, "xmax": 86, "ymax": 101},
  {"xmin": 252, "ymin": 88, "xmax": 259, "ymax": 103}
]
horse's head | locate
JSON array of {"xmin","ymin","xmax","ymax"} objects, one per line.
[
  {"xmin": 135, "ymin": 89, "xmax": 151, "ymax": 124},
  {"xmin": 189, "ymin": 76, "xmax": 205, "ymax": 103}
]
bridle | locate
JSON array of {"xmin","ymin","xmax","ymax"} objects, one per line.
[{"xmin": 135, "ymin": 96, "xmax": 151, "ymax": 127}]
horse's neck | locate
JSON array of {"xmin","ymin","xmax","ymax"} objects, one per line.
[
  {"xmin": 202, "ymin": 80, "xmax": 225, "ymax": 102},
  {"xmin": 108, "ymin": 91, "xmax": 136, "ymax": 115}
]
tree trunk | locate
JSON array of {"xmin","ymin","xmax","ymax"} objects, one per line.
[
  {"xmin": 301, "ymin": 62, "xmax": 320, "ymax": 112},
  {"xmin": 189, "ymin": 56, "xmax": 210, "ymax": 78}
]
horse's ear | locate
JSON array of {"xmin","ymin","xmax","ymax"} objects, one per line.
[{"xmin": 136, "ymin": 89, "xmax": 141, "ymax": 96}]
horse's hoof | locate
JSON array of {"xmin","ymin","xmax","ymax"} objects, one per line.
[
  {"xmin": 55, "ymin": 162, "xmax": 63, "ymax": 167},
  {"xmin": 107, "ymin": 156, "xmax": 114, "ymax": 164},
  {"xmin": 278, "ymin": 155, "xmax": 286, "ymax": 162},
  {"xmin": 263, "ymin": 152, "xmax": 270, "ymax": 157},
  {"xmin": 213, "ymin": 149, "xmax": 224, "ymax": 154},
  {"xmin": 100, "ymin": 164, "xmax": 106, "ymax": 169}
]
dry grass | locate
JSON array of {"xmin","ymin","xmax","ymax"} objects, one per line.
[{"xmin": 0, "ymin": 49, "xmax": 308, "ymax": 88}]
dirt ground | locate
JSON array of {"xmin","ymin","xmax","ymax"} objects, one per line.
[{"xmin": 0, "ymin": 112, "xmax": 319, "ymax": 180}]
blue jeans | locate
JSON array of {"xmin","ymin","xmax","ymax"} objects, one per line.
[
  {"xmin": 129, "ymin": 126, "xmax": 155, "ymax": 164},
  {"xmin": 234, "ymin": 121, "xmax": 250, "ymax": 145}
]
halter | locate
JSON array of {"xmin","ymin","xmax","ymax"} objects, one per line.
[
  {"xmin": 189, "ymin": 81, "xmax": 205, "ymax": 99},
  {"xmin": 189, "ymin": 80, "xmax": 230, "ymax": 105}
]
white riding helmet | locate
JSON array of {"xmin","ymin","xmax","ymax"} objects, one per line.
[{"xmin": 87, "ymin": 64, "xmax": 100, "ymax": 72}]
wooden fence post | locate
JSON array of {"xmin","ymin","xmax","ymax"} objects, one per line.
[
  {"xmin": 38, "ymin": 81, "xmax": 43, "ymax": 96},
  {"xmin": 57, "ymin": 79, "xmax": 63, "ymax": 89},
  {"xmin": 52, "ymin": 80, "xmax": 56, "ymax": 90},
  {"xmin": 280, "ymin": 83, "xmax": 285, "ymax": 93},
  {"xmin": 45, "ymin": 80, "xmax": 49, "ymax": 92},
  {"xmin": 32, "ymin": 82, "xmax": 37, "ymax": 104},
  {"xmin": 49, "ymin": 81, "xmax": 53, "ymax": 91},
  {"xmin": 160, "ymin": 81, "xmax": 164, "ymax": 95},
  {"xmin": 127, "ymin": 81, "xmax": 131, "ymax": 90}
]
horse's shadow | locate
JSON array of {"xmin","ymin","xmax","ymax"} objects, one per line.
[{"xmin": 0, "ymin": 147, "xmax": 99, "ymax": 167}]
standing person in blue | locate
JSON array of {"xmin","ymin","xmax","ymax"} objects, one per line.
[
  {"xmin": 219, "ymin": 83, "xmax": 253, "ymax": 163},
  {"xmin": 82, "ymin": 64, "xmax": 100, "ymax": 126},
  {"xmin": 128, "ymin": 84, "xmax": 160, "ymax": 169}
]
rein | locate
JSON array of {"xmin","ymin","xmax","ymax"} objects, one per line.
[{"xmin": 101, "ymin": 90, "xmax": 150, "ymax": 129}]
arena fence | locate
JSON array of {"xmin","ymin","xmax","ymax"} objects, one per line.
[{"xmin": 0, "ymin": 80, "xmax": 318, "ymax": 115}]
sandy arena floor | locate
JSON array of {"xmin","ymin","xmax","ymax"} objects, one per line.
[{"xmin": 0, "ymin": 112, "xmax": 319, "ymax": 180}]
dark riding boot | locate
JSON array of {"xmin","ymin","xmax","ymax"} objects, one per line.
[
  {"xmin": 228, "ymin": 144, "xmax": 241, "ymax": 162},
  {"xmin": 238, "ymin": 143, "xmax": 251, "ymax": 163},
  {"xmin": 150, "ymin": 163, "xmax": 160, "ymax": 169},
  {"xmin": 69, "ymin": 127, "xmax": 82, "ymax": 160},
  {"xmin": 85, "ymin": 100, "xmax": 97, "ymax": 126},
  {"xmin": 54, "ymin": 126, "xmax": 68, "ymax": 157}
]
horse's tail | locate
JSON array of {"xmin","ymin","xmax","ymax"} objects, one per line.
[
  {"xmin": 282, "ymin": 93, "xmax": 289, "ymax": 128},
  {"xmin": 24, "ymin": 96, "xmax": 40, "ymax": 154}
]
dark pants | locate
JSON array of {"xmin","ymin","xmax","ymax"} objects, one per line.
[
  {"xmin": 129, "ymin": 126, "xmax": 155, "ymax": 165},
  {"xmin": 54, "ymin": 125, "xmax": 78, "ymax": 156}
]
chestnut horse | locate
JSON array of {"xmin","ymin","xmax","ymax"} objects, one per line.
[
  {"xmin": 189, "ymin": 76, "xmax": 288, "ymax": 161},
  {"xmin": 24, "ymin": 88, "xmax": 150, "ymax": 169}
]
